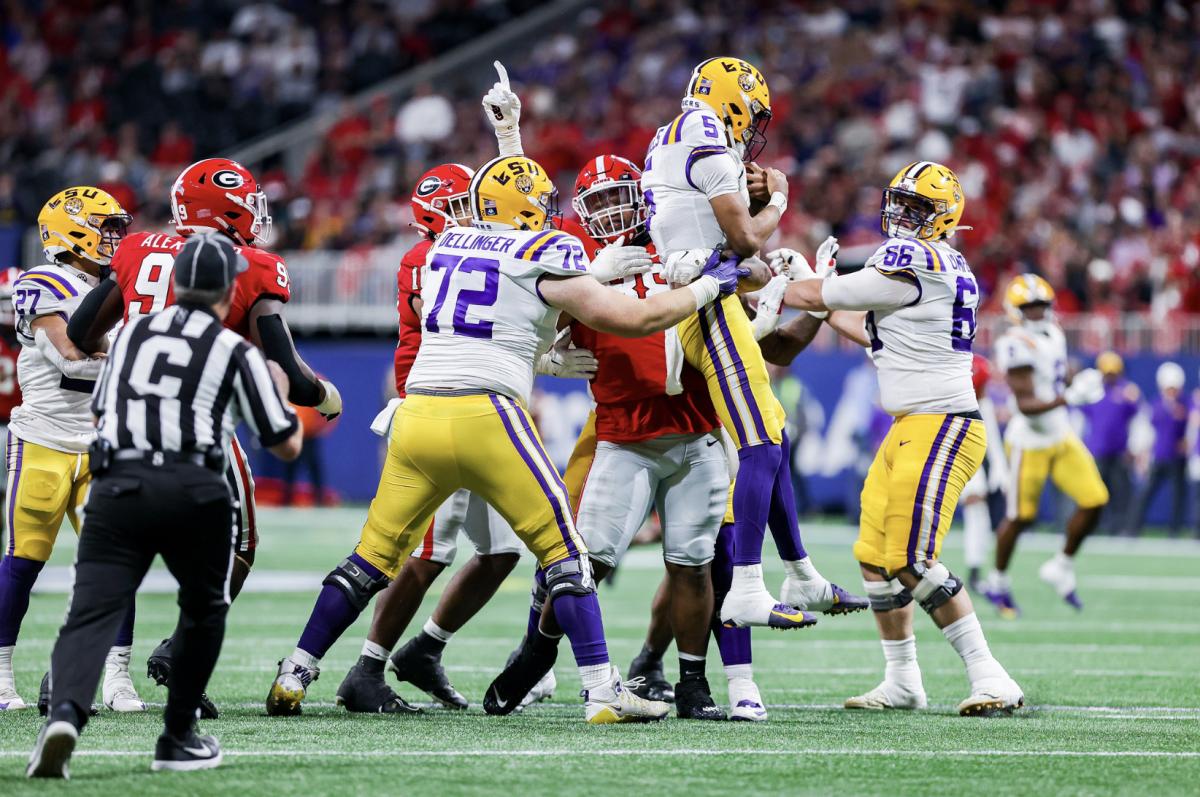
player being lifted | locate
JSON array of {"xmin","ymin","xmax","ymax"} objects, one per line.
[
  {"xmin": 643, "ymin": 57, "xmax": 866, "ymax": 629},
  {"xmin": 983, "ymin": 276, "xmax": 1108, "ymax": 614},
  {"xmin": 267, "ymin": 151, "xmax": 746, "ymax": 723},
  {"xmin": 0, "ymin": 188, "xmax": 143, "ymax": 713},
  {"xmin": 784, "ymin": 161, "xmax": 1023, "ymax": 715},
  {"xmin": 66, "ymin": 159, "xmax": 342, "ymax": 716}
]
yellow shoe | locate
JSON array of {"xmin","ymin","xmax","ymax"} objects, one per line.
[
  {"xmin": 584, "ymin": 667, "xmax": 669, "ymax": 724},
  {"xmin": 266, "ymin": 657, "xmax": 319, "ymax": 717}
]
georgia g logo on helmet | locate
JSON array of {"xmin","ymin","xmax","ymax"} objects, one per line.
[
  {"xmin": 415, "ymin": 176, "xmax": 443, "ymax": 197},
  {"xmin": 212, "ymin": 170, "xmax": 245, "ymax": 190}
]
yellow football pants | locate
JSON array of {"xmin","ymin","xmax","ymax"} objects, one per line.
[
  {"xmin": 562, "ymin": 411, "xmax": 597, "ymax": 516},
  {"xmin": 355, "ymin": 394, "xmax": 586, "ymax": 578},
  {"xmin": 5, "ymin": 434, "xmax": 90, "ymax": 562},
  {"xmin": 1005, "ymin": 434, "xmax": 1109, "ymax": 521},
  {"xmin": 855, "ymin": 413, "xmax": 986, "ymax": 574}
]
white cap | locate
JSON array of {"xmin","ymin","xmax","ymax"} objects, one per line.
[{"xmin": 1157, "ymin": 362, "xmax": 1184, "ymax": 391}]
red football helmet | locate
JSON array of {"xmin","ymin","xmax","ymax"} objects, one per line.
[
  {"xmin": 572, "ymin": 155, "xmax": 646, "ymax": 245},
  {"xmin": 0, "ymin": 268, "xmax": 19, "ymax": 327},
  {"xmin": 410, "ymin": 163, "xmax": 474, "ymax": 239},
  {"xmin": 171, "ymin": 158, "xmax": 272, "ymax": 246},
  {"xmin": 971, "ymin": 353, "xmax": 991, "ymax": 398}
]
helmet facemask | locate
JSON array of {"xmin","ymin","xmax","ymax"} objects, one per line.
[
  {"xmin": 525, "ymin": 187, "xmax": 561, "ymax": 231},
  {"xmin": 572, "ymin": 180, "xmax": 645, "ymax": 244},
  {"xmin": 1017, "ymin": 301, "xmax": 1054, "ymax": 335},
  {"xmin": 881, "ymin": 187, "xmax": 938, "ymax": 240},
  {"xmin": 90, "ymin": 212, "xmax": 132, "ymax": 264},
  {"xmin": 740, "ymin": 100, "xmax": 771, "ymax": 162}
]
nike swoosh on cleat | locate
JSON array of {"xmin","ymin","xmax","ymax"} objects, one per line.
[
  {"xmin": 494, "ymin": 697, "xmax": 509, "ymax": 709},
  {"xmin": 183, "ymin": 746, "xmax": 213, "ymax": 757}
]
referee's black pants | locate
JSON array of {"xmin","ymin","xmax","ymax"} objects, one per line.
[{"xmin": 48, "ymin": 461, "xmax": 235, "ymax": 737}]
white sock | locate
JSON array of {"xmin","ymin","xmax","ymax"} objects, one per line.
[
  {"xmin": 731, "ymin": 564, "xmax": 767, "ymax": 592},
  {"xmin": 724, "ymin": 663, "xmax": 753, "ymax": 682},
  {"xmin": 423, "ymin": 618, "xmax": 455, "ymax": 644},
  {"xmin": 942, "ymin": 613, "xmax": 1006, "ymax": 688},
  {"xmin": 783, "ymin": 557, "xmax": 821, "ymax": 582},
  {"xmin": 1053, "ymin": 551, "xmax": 1073, "ymax": 567},
  {"xmin": 106, "ymin": 645, "xmax": 132, "ymax": 670},
  {"xmin": 579, "ymin": 662, "xmax": 612, "ymax": 695},
  {"xmin": 988, "ymin": 570, "xmax": 1011, "ymax": 590},
  {"xmin": 880, "ymin": 636, "xmax": 922, "ymax": 692},
  {"xmin": 291, "ymin": 648, "xmax": 321, "ymax": 670},
  {"xmin": 962, "ymin": 501, "xmax": 991, "ymax": 569},
  {"xmin": 0, "ymin": 645, "xmax": 14, "ymax": 684},
  {"xmin": 361, "ymin": 639, "xmax": 391, "ymax": 661}
]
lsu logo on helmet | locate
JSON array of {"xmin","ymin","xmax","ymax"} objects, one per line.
[
  {"xmin": 881, "ymin": 161, "xmax": 965, "ymax": 241},
  {"xmin": 682, "ymin": 57, "xmax": 772, "ymax": 161},
  {"xmin": 38, "ymin": 186, "xmax": 132, "ymax": 267},
  {"xmin": 469, "ymin": 156, "xmax": 559, "ymax": 231}
]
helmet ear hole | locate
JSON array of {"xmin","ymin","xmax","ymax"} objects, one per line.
[{"xmin": 224, "ymin": 211, "xmax": 241, "ymax": 220}]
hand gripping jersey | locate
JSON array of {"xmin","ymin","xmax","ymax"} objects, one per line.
[
  {"xmin": 9, "ymin": 264, "xmax": 101, "ymax": 452},
  {"xmin": 110, "ymin": 231, "xmax": 292, "ymax": 338},
  {"xmin": 996, "ymin": 322, "xmax": 1072, "ymax": 448},
  {"xmin": 394, "ymin": 238, "xmax": 431, "ymax": 397},
  {"xmin": 0, "ymin": 331, "xmax": 22, "ymax": 423},
  {"xmin": 860, "ymin": 237, "xmax": 980, "ymax": 416},
  {"xmin": 641, "ymin": 106, "xmax": 749, "ymax": 258},
  {"xmin": 405, "ymin": 227, "xmax": 589, "ymax": 404}
]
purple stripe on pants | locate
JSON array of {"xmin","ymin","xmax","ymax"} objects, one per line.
[
  {"xmin": 926, "ymin": 419, "xmax": 970, "ymax": 560},
  {"xmin": 907, "ymin": 417, "xmax": 954, "ymax": 564},
  {"xmin": 7, "ymin": 436, "xmax": 23, "ymax": 557},
  {"xmin": 712, "ymin": 299, "xmax": 770, "ymax": 443},
  {"xmin": 697, "ymin": 307, "xmax": 748, "ymax": 445}
]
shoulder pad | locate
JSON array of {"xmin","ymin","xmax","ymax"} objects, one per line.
[
  {"xmin": 236, "ymin": 246, "xmax": 290, "ymax": 303},
  {"xmin": 868, "ymin": 238, "xmax": 947, "ymax": 273},
  {"xmin": 14, "ymin": 266, "xmax": 82, "ymax": 308},
  {"xmin": 659, "ymin": 108, "xmax": 730, "ymax": 149},
  {"xmin": 510, "ymin": 230, "xmax": 589, "ymax": 276}
]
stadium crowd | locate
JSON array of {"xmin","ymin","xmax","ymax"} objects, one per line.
[{"xmin": 2, "ymin": 1, "xmax": 1199, "ymax": 318}]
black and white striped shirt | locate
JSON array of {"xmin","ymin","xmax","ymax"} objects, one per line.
[{"xmin": 92, "ymin": 304, "xmax": 298, "ymax": 453}]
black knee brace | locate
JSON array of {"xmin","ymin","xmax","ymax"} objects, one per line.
[
  {"xmin": 530, "ymin": 577, "xmax": 549, "ymax": 614},
  {"xmin": 904, "ymin": 561, "xmax": 963, "ymax": 613},
  {"xmin": 544, "ymin": 556, "xmax": 595, "ymax": 603},
  {"xmin": 322, "ymin": 557, "xmax": 389, "ymax": 611}
]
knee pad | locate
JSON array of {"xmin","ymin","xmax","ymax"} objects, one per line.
[
  {"xmin": 530, "ymin": 576, "xmax": 549, "ymax": 614},
  {"xmin": 863, "ymin": 578, "xmax": 912, "ymax": 612},
  {"xmin": 544, "ymin": 556, "xmax": 595, "ymax": 603},
  {"xmin": 906, "ymin": 562, "xmax": 963, "ymax": 613},
  {"xmin": 322, "ymin": 557, "xmax": 389, "ymax": 612}
]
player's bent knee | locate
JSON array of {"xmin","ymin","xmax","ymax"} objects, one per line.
[
  {"xmin": 862, "ymin": 577, "xmax": 913, "ymax": 612},
  {"xmin": 905, "ymin": 561, "xmax": 963, "ymax": 613},
  {"xmin": 323, "ymin": 557, "xmax": 390, "ymax": 612},
  {"xmin": 544, "ymin": 556, "xmax": 596, "ymax": 602},
  {"xmin": 663, "ymin": 539, "xmax": 715, "ymax": 568}
]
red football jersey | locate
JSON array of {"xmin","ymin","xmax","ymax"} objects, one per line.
[
  {"xmin": 111, "ymin": 231, "xmax": 292, "ymax": 339},
  {"xmin": 564, "ymin": 221, "xmax": 719, "ymax": 443},
  {"xmin": 0, "ymin": 332, "xmax": 22, "ymax": 423},
  {"xmin": 394, "ymin": 238, "xmax": 430, "ymax": 397}
]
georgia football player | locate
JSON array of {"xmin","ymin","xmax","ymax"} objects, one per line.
[{"xmin": 66, "ymin": 158, "xmax": 342, "ymax": 717}]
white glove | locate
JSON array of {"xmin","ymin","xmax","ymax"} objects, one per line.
[
  {"xmin": 751, "ymin": 274, "xmax": 789, "ymax": 340},
  {"xmin": 813, "ymin": 235, "xmax": 839, "ymax": 278},
  {"xmin": 315, "ymin": 378, "xmax": 343, "ymax": 419},
  {"xmin": 482, "ymin": 61, "xmax": 523, "ymax": 157},
  {"xmin": 1063, "ymin": 368, "xmax": 1104, "ymax": 406},
  {"xmin": 536, "ymin": 329, "xmax": 598, "ymax": 379},
  {"xmin": 766, "ymin": 247, "xmax": 816, "ymax": 282},
  {"xmin": 589, "ymin": 240, "xmax": 652, "ymax": 283},
  {"xmin": 663, "ymin": 248, "xmax": 711, "ymax": 285},
  {"xmin": 370, "ymin": 397, "xmax": 402, "ymax": 437}
]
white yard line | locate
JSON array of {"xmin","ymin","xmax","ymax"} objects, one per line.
[{"xmin": 0, "ymin": 749, "xmax": 1196, "ymax": 759}]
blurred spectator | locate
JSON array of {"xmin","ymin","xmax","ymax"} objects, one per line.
[
  {"xmin": 1130, "ymin": 362, "xmax": 1190, "ymax": 536},
  {"xmin": 1080, "ymin": 352, "xmax": 1140, "ymax": 534}
]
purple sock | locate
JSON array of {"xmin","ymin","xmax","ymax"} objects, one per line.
[
  {"xmin": 551, "ymin": 586, "xmax": 609, "ymax": 666},
  {"xmin": 114, "ymin": 601, "xmax": 135, "ymax": 647},
  {"xmin": 731, "ymin": 443, "xmax": 782, "ymax": 566},
  {"xmin": 710, "ymin": 524, "xmax": 752, "ymax": 666},
  {"xmin": 527, "ymin": 569, "xmax": 548, "ymax": 640},
  {"xmin": 767, "ymin": 431, "xmax": 808, "ymax": 561},
  {"xmin": 296, "ymin": 553, "xmax": 384, "ymax": 660},
  {"xmin": 0, "ymin": 556, "xmax": 44, "ymax": 646}
]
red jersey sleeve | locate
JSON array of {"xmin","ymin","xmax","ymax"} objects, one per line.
[{"xmin": 394, "ymin": 239, "xmax": 431, "ymax": 396}]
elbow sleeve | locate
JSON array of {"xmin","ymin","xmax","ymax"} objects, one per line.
[
  {"xmin": 67, "ymin": 279, "xmax": 115, "ymax": 353},
  {"xmin": 256, "ymin": 313, "xmax": 322, "ymax": 406}
]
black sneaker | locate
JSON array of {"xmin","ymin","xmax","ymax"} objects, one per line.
[
  {"xmin": 388, "ymin": 636, "xmax": 467, "ymax": 709},
  {"xmin": 38, "ymin": 673, "xmax": 97, "ymax": 718},
  {"xmin": 151, "ymin": 727, "xmax": 222, "ymax": 772},
  {"xmin": 336, "ymin": 657, "xmax": 421, "ymax": 714},
  {"xmin": 146, "ymin": 638, "xmax": 218, "ymax": 719},
  {"xmin": 26, "ymin": 721, "xmax": 78, "ymax": 779},
  {"xmin": 484, "ymin": 637, "xmax": 558, "ymax": 716},
  {"xmin": 674, "ymin": 677, "xmax": 726, "ymax": 721},
  {"xmin": 627, "ymin": 654, "xmax": 675, "ymax": 703}
]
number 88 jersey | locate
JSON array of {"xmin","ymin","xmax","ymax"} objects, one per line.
[{"xmin": 110, "ymin": 231, "xmax": 292, "ymax": 339}]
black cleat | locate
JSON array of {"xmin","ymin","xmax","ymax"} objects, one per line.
[
  {"xmin": 336, "ymin": 657, "xmax": 421, "ymax": 714},
  {"xmin": 674, "ymin": 676, "xmax": 726, "ymax": 721},
  {"xmin": 388, "ymin": 637, "xmax": 467, "ymax": 709},
  {"xmin": 484, "ymin": 638, "xmax": 558, "ymax": 716},
  {"xmin": 26, "ymin": 721, "xmax": 78, "ymax": 779},
  {"xmin": 146, "ymin": 637, "xmax": 218, "ymax": 719},
  {"xmin": 151, "ymin": 725, "xmax": 222, "ymax": 772},
  {"xmin": 38, "ymin": 673, "xmax": 97, "ymax": 718},
  {"xmin": 626, "ymin": 653, "xmax": 675, "ymax": 703}
]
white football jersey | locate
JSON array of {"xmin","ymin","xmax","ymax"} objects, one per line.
[
  {"xmin": 996, "ymin": 323, "xmax": 1072, "ymax": 448},
  {"xmin": 405, "ymin": 227, "xmax": 589, "ymax": 404},
  {"xmin": 641, "ymin": 106, "xmax": 748, "ymax": 259},
  {"xmin": 9, "ymin": 263, "xmax": 101, "ymax": 453},
  {"xmin": 859, "ymin": 238, "xmax": 980, "ymax": 416}
]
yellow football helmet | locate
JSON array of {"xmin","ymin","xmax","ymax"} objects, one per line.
[
  {"xmin": 1003, "ymin": 274, "xmax": 1056, "ymax": 325},
  {"xmin": 683, "ymin": 57, "xmax": 772, "ymax": 161},
  {"xmin": 468, "ymin": 156, "xmax": 559, "ymax": 231},
  {"xmin": 38, "ymin": 186, "xmax": 132, "ymax": 267},
  {"xmin": 881, "ymin": 161, "xmax": 964, "ymax": 240},
  {"xmin": 1096, "ymin": 351, "xmax": 1124, "ymax": 376}
]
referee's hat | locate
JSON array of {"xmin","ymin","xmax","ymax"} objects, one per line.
[{"xmin": 174, "ymin": 231, "xmax": 248, "ymax": 291}]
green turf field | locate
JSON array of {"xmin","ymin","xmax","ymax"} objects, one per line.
[{"xmin": 2, "ymin": 507, "xmax": 1198, "ymax": 795}]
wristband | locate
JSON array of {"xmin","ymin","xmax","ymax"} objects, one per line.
[
  {"xmin": 687, "ymin": 275, "xmax": 721, "ymax": 309},
  {"xmin": 767, "ymin": 191, "xmax": 787, "ymax": 214},
  {"xmin": 807, "ymin": 310, "xmax": 829, "ymax": 320}
]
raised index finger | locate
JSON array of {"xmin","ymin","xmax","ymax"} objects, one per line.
[{"xmin": 494, "ymin": 61, "xmax": 510, "ymax": 92}]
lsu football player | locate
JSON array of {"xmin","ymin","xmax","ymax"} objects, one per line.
[
  {"xmin": 0, "ymin": 188, "xmax": 143, "ymax": 713},
  {"xmin": 267, "ymin": 153, "xmax": 745, "ymax": 723},
  {"xmin": 642, "ymin": 56, "xmax": 865, "ymax": 630},
  {"xmin": 983, "ymin": 276, "xmax": 1108, "ymax": 614},
  {"xmin": 784, "ymin": 161, "xmax": 1023, "ymax": 716}
]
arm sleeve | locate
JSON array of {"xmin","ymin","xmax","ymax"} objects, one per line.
[
  {"xmin": 66, "ymin": 277, "xmax": 118, "ymax": 354},
  {"xmin": 255, "ymin": 313, "xmax": 323, "ymax": 406},
  {"xmin": 232, "ymin": 341, "xmax": 300, "ymax": 447},
  {"xmin": 687, "ymin": 150, "xmax": 742, "ymax": 199},
  {"xmin": 821, "ymin": 267, "xmax": 921, "ymax": 311}
]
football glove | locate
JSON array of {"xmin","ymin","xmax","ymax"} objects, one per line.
[
  {"xmin": 483, "ymin": 61, "xmax": 523, "ymax": 157},
  {"xmin": 752, "ymin": 274, "xmax": 789, "ymax": 340},
  {"xmin": 700, "ymin": 249, "xmax": 750, "ymax": 297},
  {"xmin": 662, "ymin": 249, "xmax": 711, "ymax": 285},
  {"xmin": 589, "ymin": 239, "xmax": 652, "ymax": 283},
  {"xmin": 536, "ymin": 329, "xmax": 598, "ymax": 379},
  {"xmin": 766, "ymin": 248, "xmax": 816, "ymax": 282},
  {"xmin": 315, "ymin": 378, "xmax": 343, "ymax": 420},
  {"xmin": 1063, "ymin": 368, "xmax": 1104, "ymax": 406},
  {"xmin": 814, "ymin": 235, "xmax": 839, "ymax": 277}
]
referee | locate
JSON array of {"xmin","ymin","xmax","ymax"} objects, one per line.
[{"xmin": 27, "ymin": 231, "xmax": 302, "ymax": 779}]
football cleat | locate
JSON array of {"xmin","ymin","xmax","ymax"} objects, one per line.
[
  {"xmin": 102, "ymin": 648, "xmax": 146, "ymax": 712},
  {"xmin": 147, "ymin": 638, "xmax": 217, "ymax": 718},
  {"xmin": 517, "ymin": 668, "xmax": 557, "ymax": 711},
  {"xmin": 727, "ymin": 677, "xmax": 767, "ymax": 722},
  {"xmin": 720, "ymin": 589, "xmax": 817, "ymax": 630},
  {"xmin": 983, "ymin": 586, "xmax": 1020, "ymax": 619},
  {"xmin": 957, "ymin": 678, "xmax": 1024, "ymax": 717},
  {"xmin": 151, "ymin": 726, "xmax": 222, "ymax": 772},
  {"xmin": 844, "ymin": 682, "xmax": 928, "ymax": 711},
  {"xmin": 388, "ymin": 637, "xmax": 467, "ymax": 709},
  {"xmin": 266, "ymin": 657, "xmax": 319, "ymax": 717},
  {"xmin": 626, "ymin": 652, "xmax": 675, "ymax": 703},
  {"xmin": 484, "ymin": 639, "xmax": 557, "ymax": 716},
  {"xmin": 673, "ymin": 677, "xmax": 726, "ymax": 721},
  {"xmin": 583, "ymin": 667, "xmax": 670, "ymax": 724},
  {"xmin": 26, "ymin": 720, "xmax": 78, "ymax": 779},
  {"xmin": 1038, "ymin": 556, "xmax": 1083, "ymax": 611},
  {"xmin": 38, "ymin": 673, "xmax": 97, "ymax": 718},
  {"xmin": 336, "ymin": 657, "xmax": 421, "ymax": 714},
  {"xmin": 781, "ymin": 577, "xmax": 869, "ymax": 616},
  {"xmin": 0, "ymin": 683, "xmax": 28, "ymax": 711}
]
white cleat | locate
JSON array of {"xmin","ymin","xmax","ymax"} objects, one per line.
[
  {"xmin": 727, "ymin": 677, "xmax": 767, "ymax": 722},
  {"xmin": 517, "ymin": 668, "xmax": 556, "ymax": 711},
  {"xmin": 266, "ymin": 657, "xmax": 320, "ymax": 717},
  {"xmin": 26, "ymin": 720, "xmax": 78, "ymax": 779},
  {"xmin": 102, "ymin": 649, "xmax": 146, "ymax": 712},
  {"xmin": 720, "ymin": 566, "xmax": 817, "ymax": 630},
  {"xmin": 958, "ymin": 677, "xmax": 1024, "ymax": 717},
  {"xmin": 0, "ymin": 682, "xmax": 29, "ymax": 711},
  {"xmin": 1038, "ymin": 556, "xmax": 1083, "ymax": 610},
  {"xmin": 584, "ymin": 666, "xmax": 670, "ymax": 724},
  {"xmin": 844, "ymin": 682, "xmax": 928, "ymax": 711}
]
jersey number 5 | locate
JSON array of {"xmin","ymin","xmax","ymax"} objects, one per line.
[
  {"xmin": 424, "ymin": 254, "xmax": 499, "ymax": 340},
  {"xmin": 131, "ymin": 252, "xmax": 175, "ymax": 318}
]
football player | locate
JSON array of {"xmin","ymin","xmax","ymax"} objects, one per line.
[
  {"xmin": 66, "ymin": 158, "xmax": 343, "ymax": 717},
  {"xmin": 783, "ymin": 161, "xmax": 1023, "ymax": 716},
  {"xmin": 0, "ymin": 268, "xmax": 22, "ymax": 539},
  {"xmin": 643, "ymin": 57, "xmax": 865, "ymax": 629},
  {"xmin": 266, "ymin": 152, "xmax": 744, "ymax": 723},
  {"xmin": 983, "ymin": 276, "xmax": 1108, "ymax": 614},
  {"xmin": 0, "ymin": 187, "xmax": 143, "ymax": 713}
]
